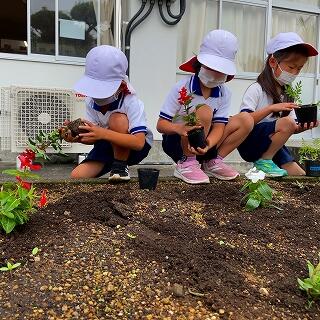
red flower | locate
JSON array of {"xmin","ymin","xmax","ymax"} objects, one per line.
[
  {"xmin": 38, "ymin": 189, "xmax": 48, "ymax": 208},
  {"xmin": 16, "ymin": 176, "xmax": 32, "ymax": 190},
  {"xmin": 18, "ymin": 150, "xmax": 42, "ymax": 171},
  {"xmin": 178, "ymin": 86, "xmax": 193, "ymax": 106}
]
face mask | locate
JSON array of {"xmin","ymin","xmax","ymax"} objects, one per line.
[
  {"xmin": 93, "ymin": 92, "xmax": 119, "ymax": 106},
  {"xmin": 273, "ymin": 62, "xmax": 297, "ymax": 85},
  {"xmin": 198, "ymin": 67, "xmax": 227, "ymax": 88}
]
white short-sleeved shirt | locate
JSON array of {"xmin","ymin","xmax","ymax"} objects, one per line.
[
  {"xmin": 159, "ymin": 74, "xmax": 231, "ymax": 124},
  {"xmin": 85, "ymin": 93, "xmax": 153, "ymax": 146},
  {"xmin": 240, "ymin": 82, "xmax": 296, "ymax": 123}
]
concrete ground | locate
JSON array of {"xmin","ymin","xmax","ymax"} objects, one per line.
[{"xmin": 0, "ymin": 160, "xmax": 252, "ymax": 183}]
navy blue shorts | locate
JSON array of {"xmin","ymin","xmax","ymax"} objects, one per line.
[
  {"xmin": 162, "ymin": 134, "xmax": 217, "ymax": 163},
  {"xmin": 237, "ymin": 120, "xmax": 294, "ymax": 166},
  {"xmin": 83, "ymin": 140, "xmax": 151, "ymax": 177}
]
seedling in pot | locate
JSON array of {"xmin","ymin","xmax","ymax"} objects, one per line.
[
  {"xmin": 285, "ymin": 81, "xmax": 318, "ymax": 126},
  {"xmin": 298, "ymin": 139, "xmax": 320, "ymax": 177},
  {"xmin": 174, "ymin": 86, "xmax": 206, "ymax": 149}
]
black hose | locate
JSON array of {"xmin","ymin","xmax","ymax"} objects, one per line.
[
  {"xmin": 124, "ymin": 0, "xmax": 186, "ymax": 76},
  {"xmin": 166, "ymin": 0, "xmax": 186, "ymax": 20},
  {"xmin": 125, "ymin": 0, "xmax": 155, "ymax": 76},
  {"xmin": 158, "ymin": 0, "xmax": 185, "ymax": 25}
]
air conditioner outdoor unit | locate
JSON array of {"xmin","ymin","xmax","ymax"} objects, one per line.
[
  {"xmin": 0, "ymin": 87, "xmax": 11, "ymax": 151},
  {"xmin": 8, "ymin": 86, "xmax": 91, "ymax": 154}
]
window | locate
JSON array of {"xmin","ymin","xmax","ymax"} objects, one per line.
[
  {"xmin": 58, "ymin": 0, "xmax": 98, "ymax": 58},
  {"xmin": 31, "ymin": 0, "xmax": 55, "ymax": 55},
  {"xmin": 1, "ymin": 0, "xmax": 27, "ymax": 54},
  {"xmin": 1, "ymin": 0, "xmax": 115, "ymax": 61},
  {"xmin": 177, "ymin": 0, "xmax": 218, "ymax": 67},
  {"xmin": 272, "ymin": 9, "xmax": 317, "ymax": 73},
  {"xmin": 221, "ymin": 2, "xmax": 266, "ymax": 73}
]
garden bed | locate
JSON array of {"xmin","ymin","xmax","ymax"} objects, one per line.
[{"xmin": 0, "ymin": 179, "xmax": 320, "ymax": 319}]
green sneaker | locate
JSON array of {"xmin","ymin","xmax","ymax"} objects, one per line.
[{"xmin": 254, "ymin": 159, "xmax": 288, "ymax": 177}]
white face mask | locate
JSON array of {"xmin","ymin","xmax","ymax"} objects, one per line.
[
  {"xmin": 94, "ymin": 92, "xmax": 119, "ymax": 106},
  {"xmin": 273, "ymin": 63, "xmax": 297, "ymax": 85},
  {"xmin": 198, "ymin": 67, "xmax": 227, "ymax": 88}
]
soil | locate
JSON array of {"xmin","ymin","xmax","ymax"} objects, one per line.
[{"xmin": 0, "ymin": 179, "xmax": 320, "ymax": 320}]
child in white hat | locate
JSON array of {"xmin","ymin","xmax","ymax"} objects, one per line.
[
  {"xmin": 238, "ymin": 32, "xmax": 318, "ymax": 176},
  {"xmin": 67, "ymin": 45, "xmax": 153, "ymax": 181},
  {"xmin": 157, "ymin": 29, "xmax": 254, "ymax": 184}
]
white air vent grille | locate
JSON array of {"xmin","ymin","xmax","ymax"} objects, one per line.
[
  {"xmin": 11, "ymin": 87, "xmax": 75, "ymax": 150},
  {"xmin": 0, "ymin": 87, "xmax": 11, "ymax": 151}
]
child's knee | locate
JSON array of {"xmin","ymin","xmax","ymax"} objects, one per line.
[
  {"xmin": 196, "ymin": 105, "xmax": 213, "ymax": 123},
  {"xmin": 237, "ymin": 112, "xmax": 254, "ymax": 131},
  {"xmin": 109, "ymin": 113, "xmax": 129, "ymax": 133},
  {"xmin": 277, "ymin": 117, "xmax": 296, "ymax": 133}
]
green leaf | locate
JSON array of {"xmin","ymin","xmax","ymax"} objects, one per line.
[
  {"xmin": 257, "ymin": 182, "xmax": 273, "ymax": 201},
  {"xmin": 11, "ymin": 262, "xmax": 21, "ymax": 269},
  {"xmin": 307, "ymin": 261, "xmax": 315, "ymax": 278},
  {"xmin": 127, "ymin": 233, "xmax": 136, "ymax": 239},
  {"xmin": 32, "ymin": 247, "xmax": 39, "ymax": 255},
  {"xmin": 0, "ymin": 267, "xmax": 9, "ymax": 272},
  {"xmin": 240, "ymin": 181, "xmax": 251, "ymax": 192},
  {"xmin": 245, "ymin": 197, "xmax": 261, "ymax": 211},
  {"xmin": 5, "ymin": 198, "xmax": 21, "ymax": 212},
  {"xmin": 1, "ymin": 216, "xmax": 16, "ymax": 234}
]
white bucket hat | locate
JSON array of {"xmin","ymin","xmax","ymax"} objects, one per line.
[
  {"xmin": 267, "ymin": 32, "xmax": 318, "ymax": 57},
  {"xmin": 179, "ymin": 29, "xmax": 238, "ymax": 78},
  {"xmin": 74, "ymin": 45, "xmax": 128, "ymax": 99}
]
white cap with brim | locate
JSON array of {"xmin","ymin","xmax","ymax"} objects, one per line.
[
  {"xmin": 267, "ymin": 32, "xmax": 318, "ymax": 57},
  {"xmin": 179, "ymin": 29, "xmax": 238, "ymax": 77},
  {"xmin": 73, "ymin": 45, "xmax": 128, "ymax": 99}
]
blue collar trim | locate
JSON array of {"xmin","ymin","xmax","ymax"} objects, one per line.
[{"xmin": 92, "ymin": 93, "xmax": 124, "ymax": 113}]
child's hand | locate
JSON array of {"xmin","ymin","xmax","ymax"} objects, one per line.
[
  {"xmin": 295, "ymin": 121, "xmax": 319, "ymax": 133},
  {"xmin": 271, "ymin": 102, "xmax": 298, "ymax": 113},
  {"xmin": 78, "ymin": 119, "xmax": 105, "ymax": 144},
  {"xmin": 188, "ymin": 144, "xmax": 209, "ymax": 155},
  {"xmin": 175, "ymin": 123, "xmax": 202, "ymax": 137}
]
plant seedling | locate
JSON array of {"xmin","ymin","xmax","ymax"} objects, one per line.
[
  {"xmin": 298, "ymin": 256, "xmax": 320, "ymax": 308},
  {"xmin": 31, "ymin": 247, "xmax": 39, "ymax": 256},
  {"xmin": 298, "ymin": 139, "xmax": 320, "ymax": 162},
  {"xmin": 285, "ymin": 81, "xmax": 302, "ymax": 105},
  {"xmin": 0, "ymin": 261, "xmax": 21, "ymax": 272},
  {"xmin": 241, "ymin": 167, "xmax": 281, "ymax": 211}
]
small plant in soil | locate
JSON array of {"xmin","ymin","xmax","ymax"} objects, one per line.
[
  {"xmin": 31, "ymin": 247, "xmax": 40, "ymax": 256},
  {"xmin": 174, "ymin": 86, "xmax": 206, "ymax": 149},
  {"xmin": 0, "ymin": 130, "xmax": 57, "ymax": 234},
  {"xmin": 298, "ymin": 139, "xmax": 320, "ymax": 162},
  {"xmin": 298, "ymin": 256, "xmax": 320, "ymax": 308},
  {"xmin": 241, "ymin": 167, "xmax": 280, "ymax": 211},
  {"xmin": 0, "ymin": 261, "xmax": 21, "ymax": 272}
]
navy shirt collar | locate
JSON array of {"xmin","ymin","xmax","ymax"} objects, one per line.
[
  {"xmin": 92, "ymin": 92, "xmax": 124, "ymax": 113},
  {"xmin": 191, "ymin": 74, "xmax": 221, "ymax": 98}
]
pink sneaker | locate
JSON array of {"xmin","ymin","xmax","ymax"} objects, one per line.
[
  {"xmin": 202, "ymin": 158, "xmax": 239, "ymax": 180},
  {"xmin": 174, "ymin": 158, "xmax": 210, "ymax": 184}
]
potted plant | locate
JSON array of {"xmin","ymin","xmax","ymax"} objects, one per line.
[
  {"xmin": 285, "ymin": 81, "xmax": 318, "ymax": 126},
  {"xmin": 175, "ymin": 86, "xmax": 206, "ymax": 149},
  {"xmin": 298, "ymin": 138, "xmax": 320, "ymax": 177}
]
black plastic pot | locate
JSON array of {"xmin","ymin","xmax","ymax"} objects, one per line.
[
  {"xmin": 295, "ymin": 104, "xmax": 318, "ymax": 126},
  {"xmin": 304, "ymin": 160, "xmax": 320, "ymax": 177},
  {"xmin": 137, "ymin": 168, "xmax": 160, "ymax": 190},
  {"xmin": 187, "ymin": 127, "xmax": 206, "ymax": 149}
]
